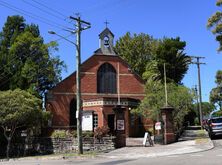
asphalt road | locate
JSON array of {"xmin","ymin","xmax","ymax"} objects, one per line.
[{"xmin": 1, "ymin": 136, "xmax": 222, "ymax": 165}]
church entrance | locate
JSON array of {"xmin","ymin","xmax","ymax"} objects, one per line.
[
  {"xmin": 70, "ymin": 99, "xmax": 77, "ymax": 128},
  {"xmin": 108, "ymin": 114, "xmax": 115, "ymax": 132}
]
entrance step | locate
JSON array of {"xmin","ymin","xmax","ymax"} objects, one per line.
[{"xmin": 126, "ymin": 138, "xmax": 144, "ymax": 147}]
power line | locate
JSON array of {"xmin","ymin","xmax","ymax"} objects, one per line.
[
  {"xmin": 22, "ymin": 0, "xmax": 72, "ymax": 24},
  {"xmin": 0, "ymin": 0, "xmax": 68, "ymax": 30},
  {"xmin": 31, "ymin": 0, "xmax": 69, "ymax": 19}
]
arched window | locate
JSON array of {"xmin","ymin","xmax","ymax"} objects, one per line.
[{"xmin": 97, "ymin": 63, "xmax": 117, "ymax": 93}]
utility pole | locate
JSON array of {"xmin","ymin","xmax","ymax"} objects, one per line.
[
  {"xmin": 190, "ymin": 56, "xmax": 205, "ymax": 128},
  {"xmin": 164, "ymin": 63, "xmax": 168, "ymax": 107},
  {"xmin": 194, "ymin": 85, "xmax": 200, "ymax": 123},
  {"xmin": 69, "ymin": 15, "xmax": 91, "ymax": 154},
  {"xmin": 48, "ymin": 14, "xmax": 90, "ymax": 155}
]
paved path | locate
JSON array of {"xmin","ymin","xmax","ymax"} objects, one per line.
[{"xmin": 99, "ymin": 138, "xmax": 213, "ymax": 159}]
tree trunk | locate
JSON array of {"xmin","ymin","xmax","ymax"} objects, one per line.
[{"xmin": 6, "ymin": 137, "xmax": 11, "ymax": 160}]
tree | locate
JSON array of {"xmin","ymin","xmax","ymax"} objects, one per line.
[
  {"xmin": 0, "ymin": 89, "xmax": 44, "ymax": 159},
  {"xmin": 207, "ymin": 0, "xmax": 222, "ymax": 51},
  {"xmin": 210, "ymin": 70, "xmax": 222, "ymax": 109},
  {"xmin": 0, "ymin": 15, "xmax": 65, "ymax": 97},
  {"xmin": 133, "ymin": 81, "xmax": 194, "ymax": 133},
  {"xmin": 200, "ymin": 102, "xmax": 215, "ymax": 117},
  {"xmin": 0, "ymin": 15, "xmax": 25, "ymax": 90},
  {"xmin": 115, "ymin": 32, "xmax": 158, "ymax": 77},
  {"xmin": 143, "ymin": 37, "xmax": 190, "ymax": 84}
]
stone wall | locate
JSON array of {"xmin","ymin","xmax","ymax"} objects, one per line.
[{"xmin": 13, "ymin": 136, "xmax": 116, "ymax": 156}]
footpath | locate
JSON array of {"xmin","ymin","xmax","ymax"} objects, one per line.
[{"xmin": 99, "ymin": 127, "xmax": 214, "ymax": 159}]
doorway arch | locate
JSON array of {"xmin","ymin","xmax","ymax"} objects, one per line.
[{"xmin": 70, "ymin": 99, "xmax": 77, "ymax": 128}]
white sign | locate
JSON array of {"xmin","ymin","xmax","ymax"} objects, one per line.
[
  {"xmin": 82, "ymin": 111, "xmax": 93, "ymax": 131},
  {"xmin": 143, "ymin": 132, "xmax": 148, "ymax": 146},
  {"xmin": 117, "ymin": 120, "xmax": 125, "ymax": 130},
  {"xmin": 143, "ymin": 132, "xmax": 153, "ymax": 146},
  {"xmin": 155, "ymin": 122, "xmax": 161, "ymax": 130}
]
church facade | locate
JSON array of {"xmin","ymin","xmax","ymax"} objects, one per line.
[{"xmin": 46, "ymin": 28, "xmax": 152, "ymax": 138}]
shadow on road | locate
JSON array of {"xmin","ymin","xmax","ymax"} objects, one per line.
[{"xmin": 97, "ymin": 159, "xmax": 135, "ymax": 165}]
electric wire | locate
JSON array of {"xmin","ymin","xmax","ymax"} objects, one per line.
[
  {"xmin": 0, "ymin": 0, "xmax": 68, "ymax": 30},
  {"xmin": 22, "ymin": 0, "xmax": 72, "ymax": 25},
  {"xmin": 31, "ymin": 0, "xmax": 69, "ymax": 19}
]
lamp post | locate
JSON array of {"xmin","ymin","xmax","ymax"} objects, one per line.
[{"xmin": 48, "ymin": 28, "xmax": 83, "ymax": 153}]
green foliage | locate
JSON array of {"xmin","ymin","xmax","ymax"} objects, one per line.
[
  {"xmin": 0, "ymin": 89, "xmax": 42, "ymax": 127},
  {"xmin": 41, "ymin": 111, "xmax": 52, "ymax": 128},
  {"xmin": 0, "ymin": 15, "xmax": 66, "ymax": 97},
  {"xmin": 0, "ymin": 89, "xmax": 44, "ymax": 158},
  {"xmin": 115, "ymin": 33, "xmax": 189, "ymax": 84},
  {"xmin": 210, "ymin": 70, "xmax": 222, "ymax": 109},
  {"xmin": 94, "ymin": 126, "xmax": 110, "ymax": 139},
  {"xmin": 115, "ymin": 32, "xmax": 158, "ymax": 77},
  {"xmin": 133, "ymin": 81, "xmax": 194, "ymax": 132},
  {"xmin": 211, "ymin": 110, "xmax": 222, "ymax": 117},
  {"xmin": 193, "ymin": 102, "xmax": 215, "ymax": 117},
  {"xmin": 194, "ymin": 117, "xmax": 200, "ymax": 126},
  {"xmin": 207, "ymin": 0, "xmax": 222, "ymax": 51},
  {"xmin": 51, "ymin": 130, "xmax": 94, "ymax": 138},
  {"xmin": 82, "ymin": 131, "xmax": 94, "ymax": 138},
  {"xmin": 143, "ymin": 37, "xmax": 190, "ymax": 84},
  {"xmin": 51, "ymin": 130, "xmax": 67, "ymax": 138}
]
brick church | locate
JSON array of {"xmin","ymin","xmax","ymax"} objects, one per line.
[{"xmin": 46, "ymin": 28, "xmax": 151, "ymax": 138}]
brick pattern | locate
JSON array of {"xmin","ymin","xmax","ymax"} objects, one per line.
[{"xmin": 46, "ymin": 54, "xmax": 148, "ymax": 138}]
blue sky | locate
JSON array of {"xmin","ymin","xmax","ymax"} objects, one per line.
[{"xmin": 0, "ymin": 0, "xmax": 221, "ymax": 102}]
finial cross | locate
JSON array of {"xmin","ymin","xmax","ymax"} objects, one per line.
[{"xmin": 104, "ymin": 20, "xmax": 109, "ymax": 28}]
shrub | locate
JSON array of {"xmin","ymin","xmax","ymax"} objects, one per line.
[
  {"xmin": 51, "ymin": 130, "xmax": 94, "ymax": 139},
  {"xmin": 94, "ymin": 126, "xmax": 110, "ymax": 139},
  {"xmin": 194, "ymin": 117, "xmax": 200, "ymax": 126},
  {"xmin": 83, "ymin": 131, "xmax": 94, "ymax": 138},
  {"xmin": 51, "ymin": 130, "xmax": 68, "ymax": 138}
]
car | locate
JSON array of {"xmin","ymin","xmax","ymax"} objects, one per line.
[{"xmin": 207, "ymin": 117, "xmax": 222, "ymax": 138}]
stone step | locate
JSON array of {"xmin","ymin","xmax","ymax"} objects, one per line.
[
  {"xmin": 126, "ymin": 137, "xmax": 154, "ymax": 147},
  {"xmin": 126, "ymin": 138, "xmax": 144, "ymax": 146},
  {"xmin": 179, "ymin": 129, "xmax": 209, "ymax": 141}
]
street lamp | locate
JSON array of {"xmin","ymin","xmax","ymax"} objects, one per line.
[{"xmin": 48, "ymin": 31, "xmax": 77, "ymax": 46}]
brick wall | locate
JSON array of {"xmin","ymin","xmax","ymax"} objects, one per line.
[{"xmin": 46, "ymin": 54, "xmax": 145, "ymax": 128}]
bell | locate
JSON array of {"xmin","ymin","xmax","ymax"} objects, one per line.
[{"xmin": 104, "ymin": 39, "xmax": 109, "ymax": 46}]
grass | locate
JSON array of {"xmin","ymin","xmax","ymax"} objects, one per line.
[
  {"xmin": 196, "ymin": 130, "xmax": 207, "ymax": 137},
  {"xmin": 195, "ymin": 138, "xmax": 209, "ymax": 144}
]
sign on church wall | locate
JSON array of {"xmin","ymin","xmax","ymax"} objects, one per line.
[{"xmin": 82, "ymin": 111, "xmax": 93, "ymax": 131}]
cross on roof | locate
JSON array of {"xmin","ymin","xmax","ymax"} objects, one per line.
[{"xmin": 104, "ymin": 20, "xmax": 109, "ymax": 28}]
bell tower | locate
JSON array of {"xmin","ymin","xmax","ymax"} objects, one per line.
[{"xmin": 97, "ymin": 27, "xmax": 116, "ymax": 55}]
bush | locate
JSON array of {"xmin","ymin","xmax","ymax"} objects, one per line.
[
  {"xmin": 194, "ymin": 117, "xmax": 200, "ymax": 126},
  {"xmin": 94, "ymin": 126, "xmax": 110, "ymax": 139},
  {"xmin": 51, "ymin": 130, "xmax": 69, "ymax": 138},
  {"xmin": 83, "ymin": 131, "xmax": 94, "ymax": 138},
  {"xmin": 51, "ymin": 130, "xmax": 94, "ymax": 138}
]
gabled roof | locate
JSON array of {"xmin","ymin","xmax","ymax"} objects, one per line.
[{"xmin": 99, "ymin": 27, "xmax": 114, "ymax": 38}]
